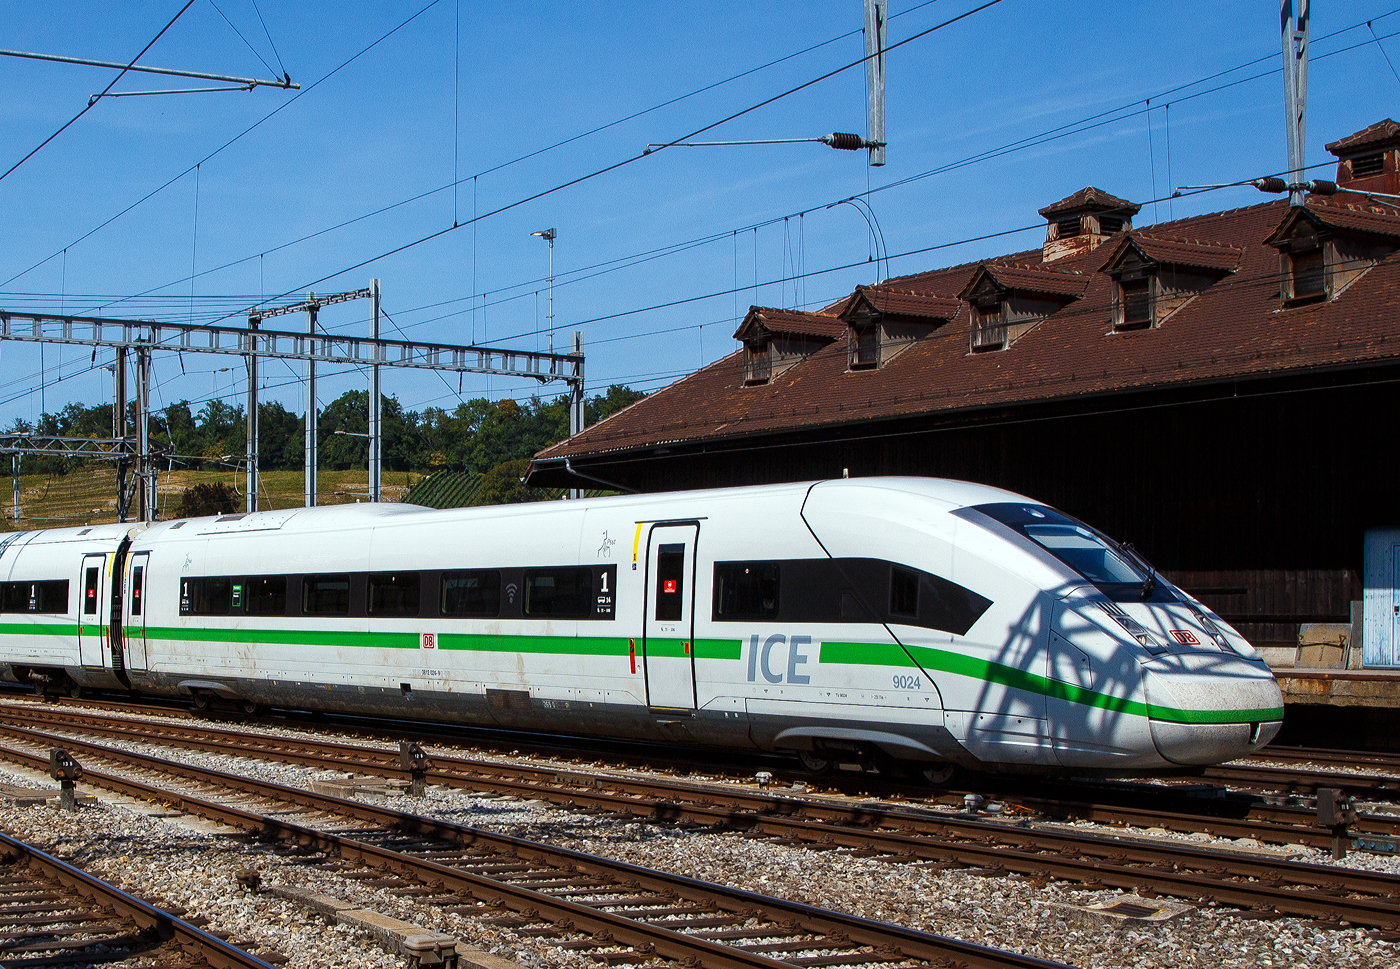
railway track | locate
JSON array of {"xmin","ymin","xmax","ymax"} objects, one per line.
[
  {"xmin": 1, "ymin": 700, "xmax": 1391, "ymax": 851},
  {"xmin": 0, "ymin": 720, "xmax": 1072, "ymax": 969},
  {"xmin": 1251, "ymin": 745, "xmax": 1400, "ymax": 773},
  {"xmin": 0, "ymin": 829, "xmax": 281, "ymax": 968},
  {"xmin": 8, "ymin": 708, "xmax": 1400, "ymax": 936}
]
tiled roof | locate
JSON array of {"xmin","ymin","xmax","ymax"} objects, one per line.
[
  {"xmin": 959, "ymin": 264, "xmax": 1089, "ymax": 299},
  {"xmin": 837, "ymin": 286, "xmax": 963, "ymax": 320},
  {"xmin": 1326, "ymin": 119, "xmax": 1400, "ymax": 155},
  {"xmin": 1038, "ymin": 187, "xmax": 1142, "ymax": 218},
  {"xmin": 733, "ymin": 307, "xmax": 846, "ymax": 341},
  {"xmin": 1308, "ymin": 199, "xmax": 1400, "ymax": 238},
  {"xmin": 1099, "ymin": 233, "xmax": 1242, "ymax": 273},
  {"xmin": 537, "ymin": 197, "xmax": 1400, "ymax": 464}
]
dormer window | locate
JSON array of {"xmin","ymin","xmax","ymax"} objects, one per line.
[
  {"xmin": 1289, "ymin": 244, "xmax": 1327, "ymax": 302},
  {"xmin": 743, "ymin": 341, "xmax": 773, "ymax": 384},
  {"xmin": 970, "ymin": 297, "xmax": 1007, "ymax": 351},
  {"xmin": 849, "ymin": 323, "xmax": 880, "ymax": 368},
  {"xmin": 1098, "ymin": 216, "xmax": 1124, "ymax": 234},
  {"xmin": 1117, "ymin": 274, "xmax": 1155, "ymax": 328},
  {"xmin": 1099, "ymin": 233, "xmax": 1242, "ymax": 331},
  {"xmin": 1055, "ymin": 217, "xmax": 1082, "ymax": 239}
]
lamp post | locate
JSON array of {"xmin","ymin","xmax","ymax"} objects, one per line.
[{"xmin": 531, "ymin": 228, "xmax": 556, "ymax": 353}]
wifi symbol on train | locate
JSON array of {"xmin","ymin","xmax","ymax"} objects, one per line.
[{"xmin": 505, "ymin": 583, "xmax": 518, "ymax": 605}]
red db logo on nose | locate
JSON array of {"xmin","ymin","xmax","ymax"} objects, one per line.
[{"xmin": 1169, "ymin": 630, "xmax": 1199, "ymax": 645}]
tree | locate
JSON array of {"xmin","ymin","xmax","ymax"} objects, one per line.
[
  {"xmin": 174, "ymin": 482, "xmax": 237, "ymax": 518},
  {"xmin": 471, "ymin": 458, "xmax": 552, "ymax": 505}
]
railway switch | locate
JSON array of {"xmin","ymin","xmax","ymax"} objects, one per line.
[
  {"xmin": 1317, "ymin": 787, "xmax": 1358, "ymax": 859},
  {"xmin": 48, "ymin": 748, "xmax": 82, "ymax": 811},
  {"xmin": 399, "ymin": 742, "xmax": 432, "ymax": 798}
]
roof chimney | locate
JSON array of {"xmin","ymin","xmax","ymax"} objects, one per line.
[
  {"xmin": 1327, "ymin": 119, "xmax": 1400, "ymax": 196},
  {"xmin": 1037, "ymin": 187, "xmax": 1140, "ymax": 263}
]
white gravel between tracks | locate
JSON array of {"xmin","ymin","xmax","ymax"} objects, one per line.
[{"xmin": 4, "ymin": 723, "xmax": 1398, "ymax": 969}]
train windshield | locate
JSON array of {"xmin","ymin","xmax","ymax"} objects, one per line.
[{"xmin": 973, "ymin": 502, "xmax": 1171, "ymax": 601}]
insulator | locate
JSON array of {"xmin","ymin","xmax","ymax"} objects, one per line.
[
  {"xmin": 1309, "ymin": 179, "xmax": 1339, "ymax": 196},
  {"xmin": 822, "ymin": 132, "xmax": 867, "ymax": 151},
  {"xmin": 1253, "ymin": 177, "xmax": 1288, "ymax": 194}
]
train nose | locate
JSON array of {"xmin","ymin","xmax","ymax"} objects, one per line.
[{"xmin": 1141, "ymin": 654, "xmax": 1284, "ymax": 766}]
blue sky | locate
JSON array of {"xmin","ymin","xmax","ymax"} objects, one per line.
[{"xmin": 3, "ymin": 0, "xmax": 1399, "ymax": 430}]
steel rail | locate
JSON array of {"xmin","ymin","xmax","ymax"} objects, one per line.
[
  {"xmin": 0, "ymin": 723, "xmax": 1069, "ymax": 969},
  {"xmin": 1253, "ymin": 745, "xmax": 1400, "ymax": 772},
  {"xmin": 0, "ymin": 702, "xmax": 1378, "ymax": 849},
  {"xmin": 10, "ymin": 709, "xmax": 1400, "ymax": 932},
  {"xmin": 1204, "ymin": 763, "xmax": 1400, "ymax": 798},
  {"xmin": 0, "ymin": 830, "xmax": 279, "ymax": 969},
  {"xmin": 4, "ymin": 700, "xmax": 1392, "ymax": 849}
]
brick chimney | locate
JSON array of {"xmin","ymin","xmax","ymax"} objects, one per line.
[
  {"xmin": 1038, "ymin": 187, "xmax": 1140, "ymax": 263},
  {"xmin": 1327, "ymin": 119, "xmax": 1400, "ymax": 196}
]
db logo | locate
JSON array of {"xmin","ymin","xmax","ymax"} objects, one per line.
[
  {"xmin": 1169, "ymin": 630, "xmax": 1199, "ymax": 645},
  {"xmin": 663, "ymin": 580, "xmax": 677, "ymax": 593},
  {"xmin": 419, "ymin": 632, "xmax": 437, "ymax": 650}
]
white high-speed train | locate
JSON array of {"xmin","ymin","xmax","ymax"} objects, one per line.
[{"xmin": 0, "ymin": 477, "xmax": 1283, "ymax": 777}]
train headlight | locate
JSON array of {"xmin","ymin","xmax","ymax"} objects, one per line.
[
  {"xmin": 1186, "ymin": 606, "xmax": 1238, "ymax": 655},
  {"xmin": 1098, "ymin": 603, "xmax": 1167, "ymax": 654}
]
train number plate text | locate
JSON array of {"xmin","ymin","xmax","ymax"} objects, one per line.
[{"xmin": 892, "ymin": 674, "xmax": 922, "ymax": 690}]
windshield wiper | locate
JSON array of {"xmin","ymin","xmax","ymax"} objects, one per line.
[{"xmin": 1120, "ymin": 541, "xmax": 1156, "ymax": 599}]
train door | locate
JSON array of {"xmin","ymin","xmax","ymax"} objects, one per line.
[
  {"xmin": 126, "ymin": 552, "xmax": 150, "ymax": 672},
  {"xmin": 642, "ymin": 523, "xmax": 699, "ymax": 711},
  {"xmin": 77, "ymin": 554, "xmax": 106, "ymax": 667}
]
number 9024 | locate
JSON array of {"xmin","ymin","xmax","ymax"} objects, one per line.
[{"xmin": 892, "ymin": 674, "xmax": 922, "ymax": 690}]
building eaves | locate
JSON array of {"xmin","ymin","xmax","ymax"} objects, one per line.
[
  {"xmin": 1038, "ymin": 187, "xmax": 1142, "ymax": 218},
  {"xmin": 1098, "ymin": 233, "xmax": 1243, "ymax": 273},
  {"xmin": 1326, "ymin": 118, "xmax": 1400, "ymax": 155}
]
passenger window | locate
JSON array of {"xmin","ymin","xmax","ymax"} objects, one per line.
[
  {"xmin": 32, "ymin": 580, "xmax": 68, "ymax": 614},
  {"xmin": 245, "ymin": 576, "xmax": 287, "ymax": 616},
  {"xmin": 441, "ymin": 570, "xmax": 500, "ymax": 617},
  {"xmin": 523, "ymin": 567, "xmax": 592, "ymax": 618},
  {"xmin": 655, "ymin": 543, "xmax": 685, "ymax": 621},
  {"xmin": 181, "ymin": 576, "xmax": 231, "ymax": 616},
  {"xmin": 890, "ymin": 566, "xmax": 919, "ymax": 619},
  {"xmin": 0, "ymin": 582, "xmax": 25, "ymax": 613},
  {"xmin": 130, "ymin": 567, "xmax": 144, "ymax": 617},
  {"xmin": 83, "ymin": 567, "xmax": 100, "ymax": 615},
  {"xmin": 303, "ymin": 574, "xmax": 350, "ymax": 616},
  {"xmin": 369, "ymin": 572, "xmax": 420, "ymax": 617},
  {"xmin": 712, "ymin": 562, "xmax": 780, "ymax": 621}
]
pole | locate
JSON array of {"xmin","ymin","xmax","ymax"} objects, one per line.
[
  {"xmin": 368, "ymin": 278, "xmax": 382, "ymax": 503},
  {"xmin": 569, "ymin": 330, "xmax": 584, "ymax": 500},
  {"xmin": 11, "ymin": 454, "xmax": 18, "ymax": 524},
  {"xmin": 1280, "ymin": 0, "xmax": 1309, "ymax": 206},
  {"xmin": 548, "ymin": 234, "xmax": 555, "ymax": 355},
  {"xmin": 305, "ymin": 297, "xmax": 318, "ymax": 508},
  {"xmin": 246, "ymin": 317, "xmax": 259, "ymax": 514},
  {"xmin": 863, "ymin": 0, "xmax": 887, "ymax": 167},
  {"xmin": 113, "ymin": 348, "xmax": 129, "ymax": 522},
  {"xmin": 135, "ymin": 347, "xmax": 152, "ymax": 522}
]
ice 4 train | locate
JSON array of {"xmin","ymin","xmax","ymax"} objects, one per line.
[{"xmin": 0, "ymin": 477, "xmax": 1283, "ymax": 777}]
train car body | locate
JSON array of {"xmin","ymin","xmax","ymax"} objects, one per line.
[{"xmin": 0, "ymin": 478, "xmax": 1284, "ymax": 775}]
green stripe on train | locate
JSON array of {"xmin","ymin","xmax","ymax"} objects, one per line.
[
  {"xmin": 124, "ymin": 626, "xmax": 743, "ymax": 661},
  {"xmin": 0, "ymin": 622, "xmax": 77, "ymax": 637},
  {"xmin": 7, "ymin": 622, "xmax": 1274, "ymax": 725},
  {"xmin": 819, "ymin": 640, "xmax": 1282, "ymax": 725}
]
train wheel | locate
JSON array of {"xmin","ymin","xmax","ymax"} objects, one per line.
[
  {"xmin": 797, "ymin": 750, "xmax": 831, "ymax": 775},
  {"xmin": 191, "ymin": 692, "xmax": 212, "ymax": 713},
  {"xmin": 68, "ymin": 683, "xmax": 83, "ymax": 699},
  {"xmin": 240, "ymin": 701, "xmax": 260, "ymax": 715},
  {"xmin": 920, "ymin": 763, "xmax": 959, "ymax": 787}
]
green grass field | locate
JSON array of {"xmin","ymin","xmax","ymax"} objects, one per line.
[{"xmin": 1, "ymin": 466, "xmax": 423, "ymax": 531}]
